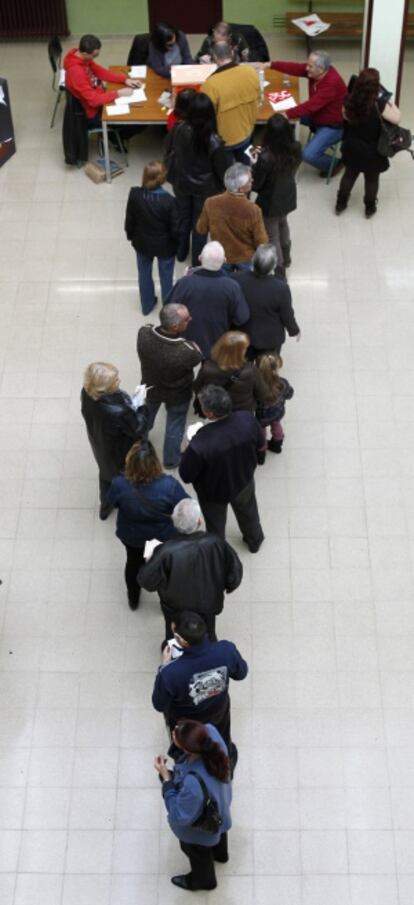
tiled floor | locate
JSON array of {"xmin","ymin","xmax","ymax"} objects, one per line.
[{"xmin": 1, "ymin": 33, "xmax": 414, "ymax": 905}]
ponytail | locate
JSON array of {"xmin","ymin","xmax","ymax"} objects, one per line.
[{"xmin": 174, "ymin": 719, "xmax": 230, "ymax": 782}]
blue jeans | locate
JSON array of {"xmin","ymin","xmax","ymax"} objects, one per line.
[
  {"xmin": 136, "ymin": 253, "xmax": 175, "ymax": 315},
  {"xmin": 146, "ymin": 399, "xmax": 189, "ymax": 468},
  {"xmin": 175, "ymin": 194, "xmax": 207, "ymax": 266},
  {"xmin": 222, "ymin": 260, "xmax": 252, "ymax": 273},
  {"xmin": 225, "ymin": 134, "xmax": 253, "ymax": 165},
  {"xmin": 301, "ymin": 118, "xmax": 343, "ymax": 173}
]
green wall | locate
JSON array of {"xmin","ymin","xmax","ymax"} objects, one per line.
[
  {"xmin": 223, "ymin": 0, "xmax": 282, "ymax": 30},
  {"xmin": 66, "ymin": 0, "xmax": 149, "ymax": 36}
]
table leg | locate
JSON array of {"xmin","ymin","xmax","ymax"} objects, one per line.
[{"xmin": 102, "ymin": 120, "xmax": 111, "ymax": 184}]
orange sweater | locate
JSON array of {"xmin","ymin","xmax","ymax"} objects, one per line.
[{"xmin": 196, "ymin": 192, "xmax": 268, "ymax": 264}]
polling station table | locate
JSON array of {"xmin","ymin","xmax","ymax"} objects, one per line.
[{"xmin": 101, "ymin": 66, "xmax": 300, "ymax": 183}]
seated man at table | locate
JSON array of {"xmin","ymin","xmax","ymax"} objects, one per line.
[
  {"xmin": 64, "ymin": 34, "xmax": 141, "ymax": 128},
  {"xmin": 254, "ymin": 50, "xmax": 346, "ymax": 177}
]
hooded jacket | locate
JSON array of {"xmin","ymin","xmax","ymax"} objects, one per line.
[
  {"xmin": 138, "ymin": 531, "xmax": 242, "ymax": 614},
  {"xmin": 64, "ymin": 47, "xmax": 126, "ymax": 119}
]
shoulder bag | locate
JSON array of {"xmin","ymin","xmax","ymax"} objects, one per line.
[
  {"xmin": 189, "ymin": 772, "xmax": 223, "ymax": 834},
  {"xmin": 376, "ymin": 104, "xmax": 413, "ymax": 160}
]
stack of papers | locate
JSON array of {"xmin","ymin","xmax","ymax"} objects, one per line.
[
  {"xmin": 115, "ymin": 88, "xmax": 147, "ymax": 104},
  {"xmin": 129, "ymin": 65, "xmax": 147, "ymax": 78},
  {"xmin": 291, "ymin": 14, "xmax": 331, "ymax": 36},
  {"xmin": 106, "ymin": 104, "xmax": 130, "ymax": 115},
  {"xmin": 266, "ymin": 90, "xmax": 297, "ymax": 112}
]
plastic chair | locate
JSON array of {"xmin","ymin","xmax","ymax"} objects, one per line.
[
  {"xmin": 304, "ymin": 130, "xmax": 341, "ymax": 184},
  {"xmin": 48, "ymin": 36, "xmax": 65, "ymax": 128}
]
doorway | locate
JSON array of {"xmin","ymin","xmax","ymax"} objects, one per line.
[{"xmin": 148, "ymin": 1, "xmax": 223, "ymax": 34}]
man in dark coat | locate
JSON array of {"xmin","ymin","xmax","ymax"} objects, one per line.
[
  {"xmin": 138, "ymin": 498, "xmax": 243, "ymax": 641},
  {"xmin": 179, "ymin": 385, "xmax": 265, "ymax": 551},
  {"xmin": 152, "ymin": 610, "xmax": 248, "ymax": 759},
  {"xmin": 232, "ymin": 244, "xmax": 301, "ymax": 357},
  {"xmin": 165, "ymin": 241, "xmax": 249, "ymax": 358}
]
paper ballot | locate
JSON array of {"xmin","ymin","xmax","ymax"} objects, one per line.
[
  {"xmin": 106, "ymin": 104, "xmax": 130, "ymax": 115},
  {"xmin": 291, "ymin": 14, "xmax": 331, "ymax": 36},
  {"xmin": 266, "ymin": 91, "xmax": 297, "ymax": 113},
  {"xmin": 129, "ymin": 65, "xmax": 147, "ymax": 78},
  {"xmin": 115, "ymin": 88, "xmax": 147, "ymax": 104}
]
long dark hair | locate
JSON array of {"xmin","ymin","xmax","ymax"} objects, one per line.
[
  {"xmin": 124, "ymin": 439, "xmax": 163, "ymax": 485},
  {"xmin": 151, "ymin": 22, "xmax": 178, "ymax": 52},
  {"xmin": 344, "ymin": 67, "xmax": 380, "ymax": 124},
  {"xmin": 174, "ymin": 719, "xmax": 230, "ymax": 782},
  {"xmin": 261, "ymin": 113, "xmax": 301, "ymax": 171},
  {"xmin": 187, "ymin": 93, "xmax": 219, "ymax": 154}
]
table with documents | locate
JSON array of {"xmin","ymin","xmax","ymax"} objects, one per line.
[{"xmin": 101, "ymin": 66, "xmax": 299, "ymax": 183}]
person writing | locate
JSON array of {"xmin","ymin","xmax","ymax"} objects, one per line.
[
  {"xmin": 147, "ymin": 22, "xmax": 192, "ymax": 77},
  {"xmin": 64, "ymin": 33, "xmax": 141, "ymax": 125}
]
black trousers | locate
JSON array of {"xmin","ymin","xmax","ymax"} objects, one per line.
[
  {"xmin": 123, "ymin": 544, "xmax": 145, "ymax": 605},
  {"xmin": 179, "ymin": 832, "xmax": 228, "ymax": 889},
  {"xmin": 160, "ymin": 601, "xmax": 217, "ymax": 642},
  {"xmin": 338, "ymin": 166, "xmax": 380, "ymax": 205},
  {"xmin": 199, "ymin": 480, "xmax": 264, "ymax": 548}
]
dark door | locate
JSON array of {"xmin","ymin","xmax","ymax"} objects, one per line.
[{"xmin": 148, "ymin": 0, "xmax": 222, "ymax": 34}]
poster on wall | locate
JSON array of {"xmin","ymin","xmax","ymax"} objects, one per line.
[{"xmin": 0, "ymin": 78, "xmax": 16, "ymax": 167}]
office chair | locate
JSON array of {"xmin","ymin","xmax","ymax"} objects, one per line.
[{"xmin": 48, "ymin": 36, "xmax": 65, "ymax": 128}]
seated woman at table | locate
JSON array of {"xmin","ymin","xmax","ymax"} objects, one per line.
[
  {"xmin": 195, "ymin": 22, "xmax": 249, "ymax": 64},
  {"xmin": 148, "ymin": 22, "xmax": 193, "ymax": 78}
]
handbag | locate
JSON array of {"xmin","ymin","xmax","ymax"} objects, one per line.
[
  {"xmin": 376, "ymin": 105, "xmax": 414, "ymax": 159},
  {"xmin": 189, "ymin": 772, "xmax": 223, "ymax": 834}
]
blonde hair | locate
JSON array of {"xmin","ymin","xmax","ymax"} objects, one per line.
[
  {"xmin": 142, "ymin": 159, "xmax": 167, "ymax": 189},
  {"xmin": 83, "ymin": 362, "xmax": 119, "ymax": 400},
  {"xmin": 211, "ymin": 331, "xmax": 249, "ymax": 371},
  {"xmin": 257, "ymin": 353, "xmax": 284, "ymax": 404}
]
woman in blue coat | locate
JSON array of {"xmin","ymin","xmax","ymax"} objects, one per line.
[
  {"xmin": 154, "ymin": 719, "xmax": 232, "ymax": 891},
  {"xmin": 107, "ymin": 439, "xmax": 188, "ymax": 610}
]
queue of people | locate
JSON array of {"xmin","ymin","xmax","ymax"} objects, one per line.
[{"xmin": 77, "ymin": 29, "xmax": 405, "ymax": 892}]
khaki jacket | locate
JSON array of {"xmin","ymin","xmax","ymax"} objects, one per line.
[
  {"xmin": 196, "ymin": 192, "xmax": 268, "ymax": 264},
  {"xmin": 203, "ymin": 63, "xmax": 260, "ymax": 147}
]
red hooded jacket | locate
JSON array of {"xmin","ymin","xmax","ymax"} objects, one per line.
[
  {"xmin": 270, "ymin": 61, "xmax": 346, "ymax": 126},
  {"xmin": 64, "ymin": 47, "xmax": 126, "ymax": 119}
]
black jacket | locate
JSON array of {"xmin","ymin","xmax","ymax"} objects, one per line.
[
  {"xmin": 232, "ymin": 270, "xmax": 300, "ymax": 354},
  {"xmin": 138, "ymin": 531, "xmax": 242, "ymax": 614},
  {"xmin": 125, "ymin": 186, "xmax": 179, "ymax": 258},
  {"xmin": 193, "ymin": 360, "xmax": 266, "ymax": 413},
  {"xmin": 179, "ymin": 411, "xmax": 263, "ymax": 503},
  {"xmin": 164, "ymin": 122, "xmax": 227, "ymax": 197},
  {"xmin": 62, "ymin": 90, "xmax": 88, "ymax": 166},
  {"xmin": 81, "ymin": 389, "xmax": 147, "ymax": 481},
  {"xmin": 252, "ymin": 144, "xmax": 302, "ymax": 218}
]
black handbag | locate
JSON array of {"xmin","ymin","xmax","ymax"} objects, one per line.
[
  {"xmin": 189, "ymin": 772, "xmax": 223, "ymax": 834},
  {"xmin": 376, "ymin": 105, "xmax": 414, "ymax": 159}
]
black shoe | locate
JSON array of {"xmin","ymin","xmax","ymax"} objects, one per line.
[
  {"xmin": 335, "ymin": 194, "xmax": 348, "ymax": 215},
  {"xmin": 171, "ymin": 874, "xmax": 216, "ymax": 891},
  {"xmin": 128, "ymin": 592, "xmax": 140, "ymax": 611},
  {"xmin": 244, "ymin": 536, "xmax": 264, "ymax": 554},
  {"xmin": 99, "ymin": 504, "xmax": 114, "ymax": 520},
  {"xmin": 365, "ymin": 201, "xmax": 377, "ymax": 219},
  {"xmin": 257, "ymin": 449, "xmax": 266, "ymax": 466},
  {"xmin": 267, "ymin": 439, "xmax": 283, "ymax": 454}
]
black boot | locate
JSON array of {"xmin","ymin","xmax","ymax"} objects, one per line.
[
  {"xmin": 282, "ymin": 243, "xmax": 292, "ymax": 268},
  {"xmin": 364, "ymin": 199, "xmax": 377, "ymax": 218},
  {"xmin": 268, "ymin": 438, "xmax": 283, "ymax": 454},
  {"xmin": 335, "ymin": 192, "xmax": 348, "ymax": 215}
]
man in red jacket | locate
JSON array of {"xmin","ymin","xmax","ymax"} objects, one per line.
[
  {"xmin": 256, "ymin": 50, "xmax": 346, "ymax": 176},
  {"xmin": 64, "ymin": 34, "xmax": 141, "ymax": 125}
]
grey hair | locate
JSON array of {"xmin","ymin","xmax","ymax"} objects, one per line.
[
  {"xmin": 224, "ymin": 163, "xmax": 251, "ymax": 193},
  {"xmin": 199, "ymin": 240, "xmax": 225, "ymax": 271},
  {"xmin": 310, "ymin": 50, "xmax": 331, "ymax": 72},
  {"xmin": 198, "ymin": 384, "xmax": 232, "ymax": 418},
  {"xmin": 253, "ymin": 243, "xmax": 278, "ymax": 274},
  {"xmin": 211, "ymin": 42, "xmax": 233, "ymax": 64},
  {"xmin": 172, "ymin": 498, "xmax": 202, "ymax": 534},
  {"xmin": 159, "ymin": 303, "xmax": 187, "ymax": 330}
]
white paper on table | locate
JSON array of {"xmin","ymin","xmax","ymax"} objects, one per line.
[
  {"xmin": 106, "ymin": 104, "xmax": 130, "ymax": 115},
  {"xmin": 129, "ymin": 65, "xmax": 147, "ymax": 78},
  {"xmin": 144, "ymin": 538, "xmax": 162, "ymax": 560},
  {"xmin": 291, "ymin": 14, "xmax": 331, "ymax": 36},
  {"xmin": 268, "ymin": 95, "xmax": 297, "ymax": 112},
  {"xmin": 115, "ymin": 88, "xmax": 147, "ymax": 104}
]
